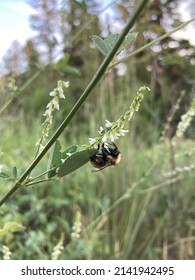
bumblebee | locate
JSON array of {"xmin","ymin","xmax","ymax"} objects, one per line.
[{"xmin": 90, "ymin": 142, "xmax": 121, "ymax": 172}]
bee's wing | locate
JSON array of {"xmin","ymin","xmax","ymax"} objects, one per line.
[{"xmin": 91, "ymin": 167, "xmax": 104, "ymax": 172}]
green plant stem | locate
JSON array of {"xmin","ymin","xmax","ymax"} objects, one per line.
[
  {"xmin": 30, "ymin": 164, "xmax": 61, "ymax": 181},
  {"xmin": 26, "ymin": 178, "xmax": 55, "ymax": 187},
  {"xmin": 0, "ymin": 0, "xmax": 150, "ymax": 207},
  {"xmin": 109, "ymin": 17, "xmax": 195, "ymax": 69}
]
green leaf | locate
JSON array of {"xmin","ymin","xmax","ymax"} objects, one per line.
[
  {"xmin": 60, "ymin": 65, "xmax": 80, "ymax": 77},
  {"xmin": 118, "ymin": 32, "xmax": 138, "ymax": 53},
  {"xmin": 91, "ymin": 32, "xmax": 138, "ymax": 56},
  {"xmin": 12, "ymin": 166, "xmax": 17, "ymax": 179},
  {"xmin": 58, "ymin": 148, "xmax": 97, "ymax": 177},
  {"xmin": 0, "ymin": 172, "xmax": 10, "ymax": 179},
  {"xmin": 0, "ymin": 222, "xmax": 25, "ymax": 237},
  {"xmin": 48, "ymin": 140, "xmax": 62, "ymax": 167},
  {"xmin": 55, "ymin": 56, "xmax": 80, "ymax": 76},
  {"xmin": 90, "ymin": 35, "xmax": 109, "ymax": 56},
  {"xmin": 47, "ymin": 140, "xmax": 62, "ymax": 178},
  {"xmin": 104, "ymin": 34, "xmax": 119, "ymax": 53},
  {"xmin": 48, "ymin": 144, "xmax": 78, "ymax": 178},
  {"xmin": 61, "ymin": 145, "xmax": 78, "ymax": 160},
  {"xmin": 55, "ymin": 55, "xmax": 70, "ymax": 69}
]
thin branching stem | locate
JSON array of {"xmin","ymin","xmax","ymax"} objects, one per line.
[
  {"xmin": 109, "ymin": 17, "xmax": 195, "ymax": 69},
  {"xmin": 25, "ymin": 178, "xmax": 55, "ymax": 187}
]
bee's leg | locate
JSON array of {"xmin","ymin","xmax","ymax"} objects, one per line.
[
  {"xmin": 111, "ymin": 142, "xmax": 117, "ymax": 149},
  {"xmin": 101, "ymin": 143, "xmax": 111, "ymax": 156}
]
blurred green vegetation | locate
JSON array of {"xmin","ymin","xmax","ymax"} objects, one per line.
[{"xmin": 0, "ymin": 0, "xmax": 195, "ymax": 259}]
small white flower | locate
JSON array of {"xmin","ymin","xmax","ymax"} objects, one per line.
[
  {"xmin": 48, "ymin": 115, "xmax": 53, "ymax": 125},
  {"xmin": 49, "ymin": 90, "xmax": 55, "ymax": 96},
  {"xmin": 51, "ymin": 240, "xmax": 64, "ymax": 260},
  {"xmin": 105, "ymin": 119, "xmax": 112, "ymax": 128},
  {"xmin": 128, "ymin": 111, "xmax": 134, "ymax": 121},
  {"xmin": 86, "ymin": 86, "xmax": 149, "ymax": 150},
  {"xmin": 52, "ymin": 98, "xmax": 59, "ymax": 110},
  {"xmin": 49, "ymin": 89, "xmax": 57, "ymax": 96},
  {"xmin": 43, "ymin": 108, "xmax": 52, "ymax": 117},
  {"xmin": 89, "ymin": 138, "xmax": 96, "ymax": 145},
  {"xmin": 89, "ymin": 138, "xmax": 98, "ymax": 149},
  {"xmin": 2, "ymin": 245, "xmax": 12, "ymax": 260},
  {"xmin": 98, "ymin": 126, "xmax": 104, "ymax": 134},
  {"xmin": 119, "ymin": 129, "xmax": 129, "ymax": 136},
  {"xmin": 57, "ymin": 80, "xmax": 62, "ymax": 87},
  {"xmin": 109, "ymin": 132, "xmax": 119, "ymax": 142},
  {"xmin": 58, "ymin": 90, "xmax": 65, "ymax": 99},
  {"xmin": 102, "ymin": 134, "xmax": 109, "ymax": 142},
  {"xmin": 36, "ymin": 80, "xmax": 70, "ymax": 153},
  {"xmin": 64, "ymin": 81, "xmax": 70, "ymax": 88},
  {"xmin": 45, "ymin": 102, "xmax": 54, "ymax": 116},
  {"xmin": 89, "ymin": 138, "xmax": 99, "ymax": 148},
  {"xmin": 57, "ymin": 83, "xmax": 64, "ymax": 97}
]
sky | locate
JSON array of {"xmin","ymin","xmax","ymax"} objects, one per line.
[
  {"xmin": 0, "ymin": 0, "xmax": 35, "ymax": 61},
  {"xmin": 0, "ymin": 0, "xmax": 194, "ymax": 65}
]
